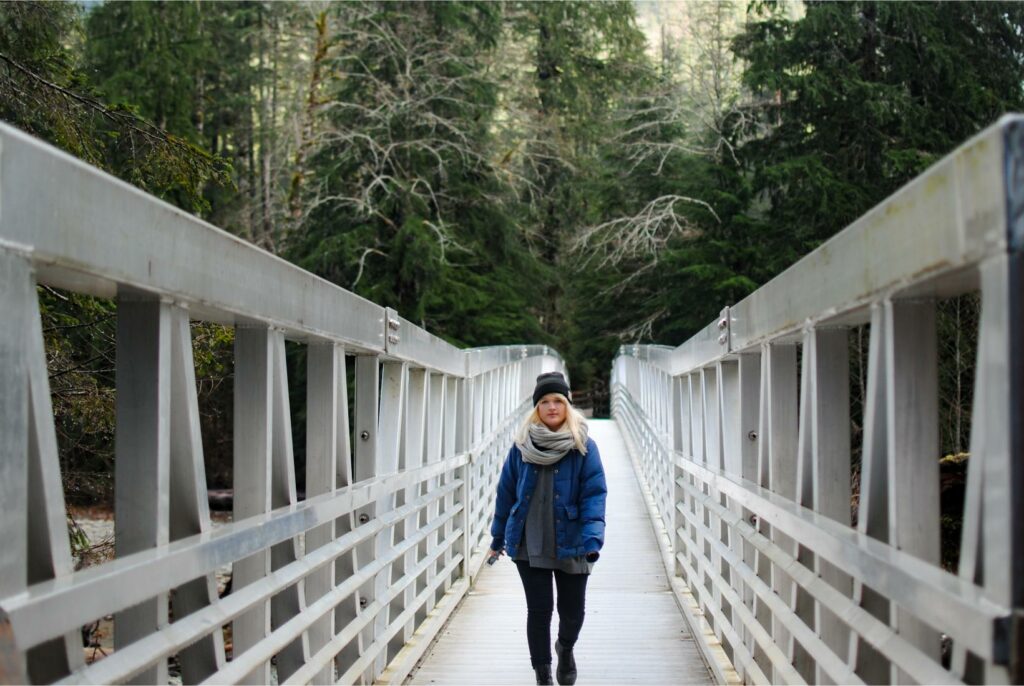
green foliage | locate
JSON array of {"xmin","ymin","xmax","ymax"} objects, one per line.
[
  {"xmin": 39, "ymin": 289, "xmax": 116, "ymax": 504},
  {"xmin": 733, "ymin": 1, "xmax": 1024, "ymax": 254},
  {"xmin": 501, "ymin": 1, "xmax": 650, "ymax": 394},
  {"xmin": 1, "ymin": 1, "xmax": 239, "ymax": 503},
  {"xmin": 0, "ymin": 2, "xmax": 231, "ymax": 215},
  {"xmin": 6, "ymin": 0, "xmax": 1024, "ymax": 495},
  {"xmin": 85, "ymin": 1, "xmax": 204, "ymax": 137},
  {"xmin": 291, "ymin": 1, "xmax": 543, "ymax": 348}
]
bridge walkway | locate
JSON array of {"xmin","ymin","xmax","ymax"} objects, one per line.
[{"xmin": 407, "ymin": 420, "xmax": 714, "ymax": 685}]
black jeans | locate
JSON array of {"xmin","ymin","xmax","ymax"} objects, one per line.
[{"xmin": 514, "ymin": 560, "xmax": 589, "ymax": 667}]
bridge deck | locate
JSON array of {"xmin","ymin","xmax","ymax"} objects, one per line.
[{"xmin": 407, "ymin": 420, "xmax": 713, "ymax": 685}]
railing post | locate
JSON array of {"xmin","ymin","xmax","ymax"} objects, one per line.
[
  {"xmin": 231, "ymin": 324, "xmax": 273, "ymax": 685},
  {"xmin": 672, "ymin": 374, "xmax": 690, "ymax": 580},
  {"xmin": 1011, "ymin": 247, "xmax": 1024, "ymax": 686},
  {"xmin": 419, "ymin": 372, "xmax": 445, "ymax": 624},
  {"xmin": 23, "ymin": 255, "xmax": 86, "ymax": 682},
  {"xmin": 268, "ymin": 330, "xmax": 310, "ymax": 681},
  {"xmin": 114, "ymin": 291, "xmax": 172, "ymax": 686},
  {"xmin": 670, "ymin": 375, "xmax": 685, "ymax": 560},
  {"xmin": 393, "ymin": 368, "xmax": 426, "ymax": 655},
  {"xmin": 305, "ymin": 343, "xmax": 343, "ymax": 685},
  {"xmin": 995, "ymin": 123, "xmax": 1024, "ymax": 683},
  {"xmin": 373, "ymin": 362, "xmax": 406, "ymax": 677},
  {"xmin": 353, "ymin": 354, "xmax": 379, "ymax": 683},
  {"xmin": 737, "ymin": 352, "xmax": 761, "ymax": 669},
  {"xmin": 457, "ymin": 378, "xmax": 473, "ymax": 581},
  {"xmin": 887, "ymin": 301, "xmax": 941, "ymax": 685},
  {"xmin": 756, "ymin": 342, "xmax": 798, "ymax": 683},
  {"xmin": 442, "ymin": 377, "xmax": 460, "ymax": 595},
  {"xmin": 964, "ymin": 248, "xmax": 1023, "ymax": 683},
  {"xmin": 795, "ymin": 326, "xmax": 852, "ymax": 684},
  {"xmin": 0, "ymin": 250, "xmax": 31, "ymax": 685},
  {"xmin": 168, "ymin": 306, "xmax": 225, "ymax": 683},
  {"xmin": 331, "ymin": 348, "xmax": 359, "ymax": 680},
  {"xmin": 1006, "ymin": 229, "xmax": 1024, "ymax": 683}
]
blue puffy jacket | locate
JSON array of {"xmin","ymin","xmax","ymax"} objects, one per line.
[{"xmin": 489, "ymin": 438, "xmax": 607, "ymax": 560}]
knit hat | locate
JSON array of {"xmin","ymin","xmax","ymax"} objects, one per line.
[{"xmin": 533, "ymin": 372, "xmax": 571, "ymax": 407}]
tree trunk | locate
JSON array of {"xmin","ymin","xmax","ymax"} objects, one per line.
[{"xmin": 288, "ymin": 10, "xmax": 330, "ymax": 222}]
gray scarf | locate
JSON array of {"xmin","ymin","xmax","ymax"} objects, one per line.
[{"xmin": 518, "ymin": 419, "xmax": 589, "ymax": 466}]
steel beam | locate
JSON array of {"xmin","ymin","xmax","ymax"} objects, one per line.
[
  {"xmin": 232, "ymin": 325, "xmax": 273, "ymax": 685},
  {"xmin": 0, "ymin": 125, "xmax": 385, "ymax": 353},
  {"xmin": 0, "ymin": 250, "xmax": 31, "ymax": 685},
  {"xmin": 114, "ymin": 291, "xmax": 172, "ymax": 685},
  {"xmin": 168, "ymin": 307, "xmax": 225, "ymax": 683}
]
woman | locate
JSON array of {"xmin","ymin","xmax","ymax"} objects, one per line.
[{"xmin": 487, "ymin": 372, "xmax": 607, "ymax": 686}]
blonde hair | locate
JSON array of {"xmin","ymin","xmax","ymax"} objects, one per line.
[{"xmin": 516, "ymin": 393, "xmax": 588, "ymax": 453}]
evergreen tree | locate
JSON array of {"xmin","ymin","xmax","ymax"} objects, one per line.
[
  {"xmin": 497, "ymin": 1, "xmax": 649, "ymax": 396},
  {"xmin": 0, "ymin": 0, "xmax": 233, "ymax": 504},
  {"xmin": 84, "ymin": 1, "xmax": 299, "ymax": 241},
  {"xmin": 733, "ymin": 1, "xmax": 1024, "ymax": 266},
  {"xmin": 1, "ymin": 1, "xmax": 228, "ymax": 211},
  {"xmin": 292, "ymin": 1, "xmax": 544, "ymax": 346}
]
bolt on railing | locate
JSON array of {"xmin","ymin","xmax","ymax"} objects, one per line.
[
  {"xmin": 0, "ymin": 122, "xmax": 564, "ymax": 685},
  {"xmin": 612, "ymin": 115, "xmax": 1024, "ymax": 685}
]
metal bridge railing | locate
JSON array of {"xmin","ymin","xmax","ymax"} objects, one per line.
[
  {"xmin": 612, "ymin": 115, "xmax": 1024, "ymax": 685},
  {"xmin": 0, "ymin": 122, "xmax": 564, "ymax": 685}
]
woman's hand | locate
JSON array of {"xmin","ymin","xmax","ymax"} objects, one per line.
[{"xmin": 486, "ymin": 548, "xmax": 503, "ymax": 565}]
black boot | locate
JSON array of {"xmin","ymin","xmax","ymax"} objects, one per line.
[
  {"xmin": 555, "ymin": 641, "xmax": 577, "ymax": 685},
  {"xmin": 534, "ymin": 664, "xmax": 554, "ymax": 685}
]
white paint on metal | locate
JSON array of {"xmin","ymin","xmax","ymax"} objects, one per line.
[
  {"xmin": 232, "ymin": 325, "xmax": 274, "ymax": 685},
  {"xmin": 114, "ymin": 293, "xmax": 172, "ymax": 685},
  {"xmin": 0, "ymin": 124, "xmax": 385, "ymax": 352},
  {"xmin": 0, "ymin": 123, "xmax": 572, "ymax": 685},
  {"xmin": 305, "ymin": 343, "xmax": 343, "ymax": 685},
  {"xmin": 611, "ymin": 116, "xmax": 1022, "ymax": 685},
  {"xmin": 168, "ymin": 306, "xmax": 226, "ymax": 682}
]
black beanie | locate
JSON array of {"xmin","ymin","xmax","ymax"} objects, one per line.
[{"xmin": 533, "ymin": 372, "xmax": 571, "ymax": 406}]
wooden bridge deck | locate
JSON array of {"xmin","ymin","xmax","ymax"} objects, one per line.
[{"xmin": 406, "ymin": 419, "xmax": 713, "ymax": 685}]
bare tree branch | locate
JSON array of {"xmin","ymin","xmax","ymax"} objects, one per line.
[{"xmin": 572, "ymin": 195, "xmax": 719, "ymax": 268}]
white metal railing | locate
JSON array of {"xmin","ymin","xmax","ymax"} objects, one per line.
[
  {"xmin": 612, "ymin": 115, "xmax": 1024, "ymax": 685},
  {"xmin": 0, "ymin": 122, "xmax": 564, "ymax": 685}
]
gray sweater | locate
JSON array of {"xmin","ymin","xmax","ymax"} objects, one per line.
[{"xmin": 514, "ymin": 463, "xmax": 593, "ymax": 574}]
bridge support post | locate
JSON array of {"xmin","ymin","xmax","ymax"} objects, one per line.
[
  {"xmin": 736, "ymin": 352, "xmax": 761, "ymax": 678},
  {"xmin": 353, "ymin": 354, "xmax": 379, "ymax": 684},
  {"xmin": 964, "ymin": 245, "xmax": 1024, "ymax": 684},
  {"xmin": 457, "ymin": 377, "xmax": 473, "ymax": 582},
  {"xmin": 440, "ymin": 378, "xmax": 460, "ymax": 598},
  {"xmin": 795, "ymin": 326, "xmax": 852, "ymax": 685},
  {"xmin": 168, "ymin": 306, "xmax": 226, "ymax": 684},
  {"xmin": 671, "ymin": 375, "xmax": 687, "ymax": 575},
  {"xmin": 231, "ymin": 325, "xmax": 274, "ymax": 685},
  {"xmin": 1000, "ymin": 124, "xmax": 1024, "ymax": 684},
  {"xmin": 114, "ymin": 291, "xmax": 172, "ymax": 686},
  {"xmin": 305, "ymin": 342, "xmax": 346, "ymax": 685},
  {"xmin": 373, "ymin": 362, "xmax": 406, "ymax": 678},
  {"xmin": 756, "ymin": 342, "xmax": 798, "ymax": 683},
  {"xmin": 393, "ymin": 368, "xmax": 427, "ymax": 656},
  {"xmin": 420, "ymin": 372, "xmax": 446, "ymax": 622},
  {"xmin": 0, "ymin": 250, "xmax": 30, "ymax": 686}
]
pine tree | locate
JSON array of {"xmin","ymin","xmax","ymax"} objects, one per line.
[
  {"xmin": 292, "ymin": 1, "xmax": 544, "ymax": 345},
  {"xmin": 732, "ymin": 1, "xmax": 1024, "ymax": 262}
]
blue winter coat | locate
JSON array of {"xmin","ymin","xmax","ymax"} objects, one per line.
[{"xmin": 489, "ymin": 438, "xmax": 607, "ymax": 560}]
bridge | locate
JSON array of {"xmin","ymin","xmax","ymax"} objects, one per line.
[{"xmin": 0, "ymin": 114, "xmax": 1020, "ymax": 685}]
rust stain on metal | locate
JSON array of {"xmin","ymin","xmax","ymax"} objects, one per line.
[{"xmin": 0, "ymin": 612, "xmax": 27, "ymax": 685}]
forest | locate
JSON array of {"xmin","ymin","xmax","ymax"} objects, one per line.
[{"xmin": 3, "ymin": 0, "xmax": 1024, "ymax": 519}]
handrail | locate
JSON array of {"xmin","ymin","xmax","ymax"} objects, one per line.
[
  {"xmin": 612, "ymin": 115, "xmax": 1023, "ymax": 684},
  {"xmin": 0, "ymin": 121, "xmax": 565, "ymax": 684}
]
